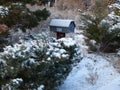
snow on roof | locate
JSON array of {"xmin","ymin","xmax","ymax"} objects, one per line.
[{"xmin": 50, "ymin": 19, "xmax": 75, "ymax": 27}]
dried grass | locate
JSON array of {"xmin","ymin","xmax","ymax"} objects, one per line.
[
  {"xmin": 86, "ymin": 71, "xmax": 98, "ymax": 85},
  {"xmin": 113, "ymin": 58, "xmax": 120, "ymax": 73}
]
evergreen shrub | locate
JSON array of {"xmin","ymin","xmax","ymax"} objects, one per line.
[{"xmin": 0, "ymin": 34, "xmax": 79, "ymax": 90}]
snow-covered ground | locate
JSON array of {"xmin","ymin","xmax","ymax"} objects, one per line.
[
  {"xmin": 59, "ymin": 54, "xmax": 120, "ymax": 90},
  {"xmin": 59, "ymin": 33, "xmax": 120, "ymax": 90}
]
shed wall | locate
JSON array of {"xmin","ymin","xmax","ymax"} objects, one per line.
[
  {"xmin": 50, "ymin": 26, "xmax": 69, "ymax": 33},
  {"xmin": 69, "ymin": 22, "xmax": 75, "ymax": 32}
]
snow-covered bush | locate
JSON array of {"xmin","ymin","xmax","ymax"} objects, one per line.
[
  {"xmin": 87, "ymin": 39, "xmax": 97, "ymax": 52},
  {"xmin": 0, "ymin": 34, "xmax": 79, "ymax": 90},
  {"xmin": 0, "ymin": 1, "xmax": 50, "ymax": 32},
  {"xmin": 2, "ymin": 78, "xmax": 23, "ymax": 90},
  {"xmin": 0, "ymin": 6, "xmax": 9, "ymax": 17},
  {"xmin": 117, "ymin": 49, "xmax": 120, "ymax": 55},
  {"xmin": 80, "ymin": 1, "xmax": 120, "ymax": 52}
]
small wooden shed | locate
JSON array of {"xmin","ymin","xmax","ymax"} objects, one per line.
[{"xmin": 49, "ymin": 19, "xmax": 75, "ymax": 39}]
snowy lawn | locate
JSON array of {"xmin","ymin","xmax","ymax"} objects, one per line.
[{"xmin": 59, "ymin": 53, "xmax": 120, "ymax": 90}]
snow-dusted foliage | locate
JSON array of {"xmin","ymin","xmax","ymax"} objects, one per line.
[
  {"xmin": 101, "ymin": 2, "xmax": 120, "ymax": 36},
  {"xmin": 117, "ymin": 49, "xmax": 120, "ymax": 55},
  {"xmin": 1, "ymin": 78, "xmax": 23, "ymax": 90},
  {"xmin": 100, "ymin": 1, "xmax": 120, "ymax": 52},
  {"xmin": 0, "ymin": 1, "xmax": 50, "ymax": 32},
  {"xmin": 38, "ymin": 85, "xmax": 44, "ymax": 90},
  {"xmin": 0, "ymin": 6, "xmax": 9, "ymax": 17},
  {"xmin": 80, "ymin": 1, "xmax": 120, "ymax": 52},
  {"xmin": 0, "ymin": 59, "xmax": 7, "ymax": 78},
  {"xmin": 0, "ymin": 33, "xmax": 79, "ymax": 90}
]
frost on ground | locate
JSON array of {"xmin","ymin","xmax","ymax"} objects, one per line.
[
  {"xmin": 59, "ymin": 33, "xmax": 120, "ymax": 90},
  {"xmin": 59, "ymin": 54, "xmax": 120, "ymax": 90},
  {"xmin": 97, "ymin": 76, "xmax": 120, "ymax": 90}
]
